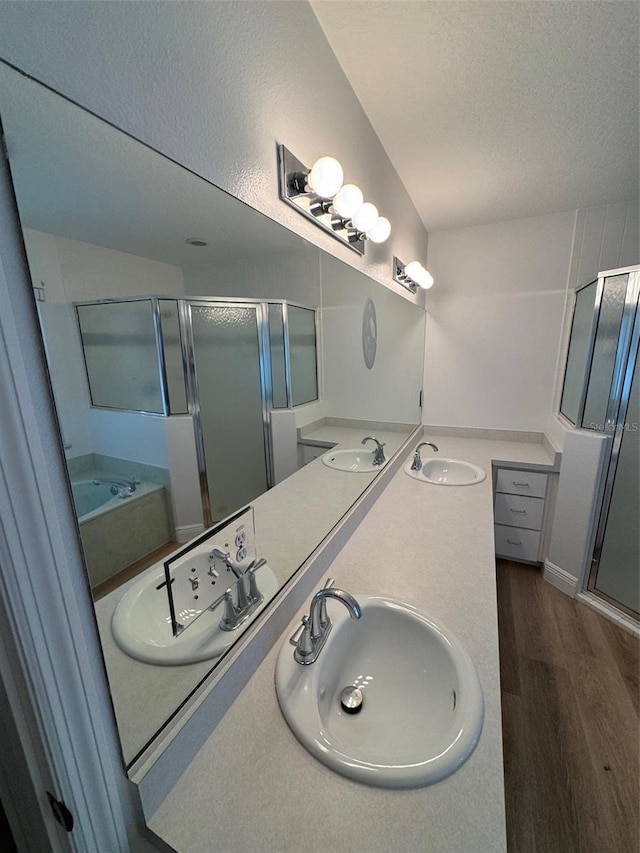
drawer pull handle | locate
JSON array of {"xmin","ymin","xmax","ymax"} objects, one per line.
[
  {"xmin": 513, "ymin": 481, "xmax": 530, "ymax": 487},
  {"xmin": 507, "ymin": 539, "xmax": 522, "ymax": 546},
  {"xmin": 510, "ymin": 508, "xmax": 527, "ymax": 514}
]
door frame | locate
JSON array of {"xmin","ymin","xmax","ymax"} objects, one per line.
[{"xmin": 0, "ymin": 129, "xmax": 148, "ymax": 851}]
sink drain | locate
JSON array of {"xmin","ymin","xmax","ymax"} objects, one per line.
[{"xmin": 340, "ymin": 685, "xmax": 363, "ymax": 714}]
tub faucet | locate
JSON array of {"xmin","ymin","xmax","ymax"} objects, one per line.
[
  {"xmin": 410, "ymin": 441, "xmax": 439, "ymax": 472},
  {"xmin": 290, "ymin": 578, "xmax": 362, "ymax": 665},
  {"xmin": 361, "ymin": 435, "xmax": 386, "ymax": 466},
  {"xmin": 92, "ymin": 476, "xmax": 138, "ymax": 498}
]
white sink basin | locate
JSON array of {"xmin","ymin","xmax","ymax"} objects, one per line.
[
  {"xmin": 322, "ymin": 448, "xmax": 385, "ymax": 473},
  {"xmin": 275, "ymin": 595, "xmax": 484, "ymax": 788},
  {"xmin": 112, "ymin": 562, "xmax": 278, "ymax": 665},
  {"xmin": 404, "ymin": 457, "xmax": 486, "ymax": 486}
]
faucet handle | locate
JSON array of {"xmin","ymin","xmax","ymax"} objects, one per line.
[
  {"xmin": 208, "ymin": 587, "xmax": 232, "ymax": 613},
  {"xmin": 246, "ymin": 557, "xmax": 267, "ymax": 575},
  {"xmin": 235, "ymin": 573, "xmax": 250, "ymax": 611},
  {"xmin": 220, "ymin": 589, "xmax": 236, "ymax": 629},
  {"xmin": 289, "ymin": 614, "xmax": 313, "ymax": 657},
  {"xmin": 246, "ymin": 558, "xmax": 266, "ymax": 601},
  {"xmin": 319, "ymin": 577, "xmax": 335, "ymax": 630}
]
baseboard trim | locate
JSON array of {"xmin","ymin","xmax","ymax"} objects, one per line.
[
  {"xmin": 176, "ymin": 523, "xmax": 205, "ymax": 543},
  {"xmin": 576, "ymin": 591, "xmax": 640, "ymax": 638},
  {"xmin": 543, "ymin": 560, "xmax": 579, "ymax": 597}
]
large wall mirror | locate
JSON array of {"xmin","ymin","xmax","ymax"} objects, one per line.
[{"xmin": 0, "ymin": 63, "xmax": 425, "ymax": 766}]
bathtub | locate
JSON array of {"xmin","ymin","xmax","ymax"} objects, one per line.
[{"xmin": 71, "ymin": 477, "xmax": 172, "ymax": 589}]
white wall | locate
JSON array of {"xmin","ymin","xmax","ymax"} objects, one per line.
[
  {"xmin": 569, "ymin": 199, "xmax": 639, "ymax": 289},
  {"xmin": 22, "ymin": 228, "xmax": 185, "ymax": 461},
  {"xmin": 87, "ymin": 410, "xmax": 168, "ymax": 469},
  {"xmin": 23, "ymin": 228, "xmax": 94, "ymax": 456},
  {"xmin": 184, "ymin": 246, "xmax": 321, "ymax": 308},
  {"xmin": 425, "ymin": 199, "xmax": 639, "ymax": 439},
  {"xmin": 164, "ymin": 416, "xmax": 204, "ymax": 541},
  {"xmin": 425, "ymin": 210, "xmax": 575, "ymax": 433},
  {"xmin": 0, "ymin": 1, "xmax": 428, "ymax": 299},
  {"xmin": 50, "ymin": 233, "xmax": 185, "ymax": 302},
  {"xmin": 545, "ymin": 430, "xmax": 610, "ymax": 590},
  {"xmin": 321, "ymin": 254, "xmax": 424, "ymax": 424}
]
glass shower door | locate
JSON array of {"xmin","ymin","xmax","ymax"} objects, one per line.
[
  {"xmin": 589, "ymin": 329, "xmax": 639, "ymax": 617},
  {"xmin": 188, "ymin": 302, "xmax": 271, "ymax": 525}
]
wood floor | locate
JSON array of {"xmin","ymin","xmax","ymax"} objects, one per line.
[{"xmin": 497, "ymin": 559, "xmax": 639, "ymax": 853}]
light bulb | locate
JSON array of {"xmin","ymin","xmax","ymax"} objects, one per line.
[
  {"xmin": 419, "ymin": 269, "xmax": 434, "ymax": 289},
  {"xmin": 366, "ymin": 216, "xmax": 391, "ymax": 243},
  {"xmin": 332, "ymin": 183, "xmax": 363, "ymax": 219},
  {"xmin": 308, "ymin": 156, "xmax": 343, "ymax": 198},
  {"xmin": 404, "ymin": 261, "xmax": 423, "ymax": 282},
  {"xmin": 352, "ymin": 202, "xmax": 379, "ymax": 233}
]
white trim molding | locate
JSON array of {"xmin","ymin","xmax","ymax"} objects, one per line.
[
  {"xmin": 576, "ymin": 592, "xmax": 640, "ymax": 638},
  {"xmin": 175, "ymin": 523, "xmax": 206, "ymax": 543},
  {"xmin": 0, "ymin": 140, "xmax": 155, "ymax": 852},
  {"xmin": 543, "ymin": 560, "xmax": 580, "ymax": 597}
]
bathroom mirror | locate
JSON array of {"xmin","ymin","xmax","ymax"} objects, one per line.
[{"xmin": 0, "ymin": 64, "xmax": 425, "ymax": 765}]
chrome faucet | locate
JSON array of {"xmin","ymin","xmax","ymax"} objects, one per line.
[
  {"xmin": 219, "ymin": 557, "xmax": 267, "ymax": 631},
  {"xmin": 410, "ymin": 441, "xmax": 439, "ymax": 471},
  {"xmin": 92, "ymin": 476, "xmax": 139, "ymax": 498},
  {"xmin": 361, "ymin": 435, "xmax": 386, "ymax": 466},
  {"xmin": 290, "ymin": 578, "xmax": 362, "ymax": 665}
]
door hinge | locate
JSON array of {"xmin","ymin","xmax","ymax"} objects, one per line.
[{"xmin": 46, "ymin": 792, "xmax": 74, "ymax": 832}]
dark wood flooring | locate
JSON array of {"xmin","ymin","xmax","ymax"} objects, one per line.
[{"xmin": 497, "ymin": 559, "xmax": 639, "ymax": 853}]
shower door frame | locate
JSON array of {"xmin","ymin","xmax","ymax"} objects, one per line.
[
  {"xmin": 180, "ymin": 297, "xmax": 275, "ymax": 530},
  {"xmin": 75, "ymin": 295, "xmax": 173, "ymax": 416},
  {"xmin": 582, "ymin": 266, "xmax": 640, "ymax": 618}
]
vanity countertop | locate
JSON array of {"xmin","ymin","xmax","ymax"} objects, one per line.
[
  {"xmin": 149, "ymin": 433, "xmax": 557, "ymax": 853},
  {"xmin": 94, "ymin": 423, "xmax": 413, "ymax": 764}
]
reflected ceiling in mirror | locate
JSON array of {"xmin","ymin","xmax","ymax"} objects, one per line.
[{"xmin": 0, "ymin": 63, "xmax": 425, "ymax": 766}]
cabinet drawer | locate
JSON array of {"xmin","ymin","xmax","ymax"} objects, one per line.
[
  {"xmin": 494, "ymin": 524, "xmax": 541, "ymax": 562},
  {"xmin": 494, "ymin": 492, "xmax": 544, "ymax": 530},
  {"xmin": 495, "ymin": 469, "xmax": 548, "ymax": 498}
]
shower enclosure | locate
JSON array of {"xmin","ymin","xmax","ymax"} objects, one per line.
[
  {"xmin": 76, "ymin": 296, "xmax": 318, "ymax": 527},
  {"xmin": 560, "ymin": 264, "xmax": 639, "ymax": 620}
]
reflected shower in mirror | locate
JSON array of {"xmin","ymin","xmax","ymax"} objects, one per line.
[{"xmin": 0, "ymin": 62, "xmax": 425, "ymax": 765}]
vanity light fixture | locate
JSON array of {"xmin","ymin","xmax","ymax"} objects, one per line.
[
  {"xmin": 393, "ymin": 257, "xmax": 434, "ymax": 293},
  {"xmin": 278, "ymin": 144, "xmax": 391, "ymax": 255}
]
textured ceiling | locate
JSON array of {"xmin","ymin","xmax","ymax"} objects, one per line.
[{"xmin": 312, "ymin": 1, "xmax": 639, "ymax": 232}]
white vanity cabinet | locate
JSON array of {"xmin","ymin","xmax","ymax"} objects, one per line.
[
  {"xmin": 298, "ymin": 442, "xmax": 329, "ymax": 467},
  {"xmin": 493, "ymin": 468, "xmax": 551, "ymax": 564}
]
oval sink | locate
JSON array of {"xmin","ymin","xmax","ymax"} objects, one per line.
[
  {"xmin": 404, "ymin": 457, "xmax": 486, "ymax": 486},
  {"xmin": 322, "ymin": 448, "xmax": 385, "ymax": 473},
  {"xmin": 275, "ymin": 596, "xmax": 484, "ymax": 788},
  {"xmin": 112, "ymin": 563, "xmax": 278, "ymax": 666}
]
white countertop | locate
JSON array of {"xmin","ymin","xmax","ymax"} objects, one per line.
[
  {"xmin": 149, "ymin": 433, "xmax": 557, "ymax": 853},
  {"xmin": 94, "ymin": 424, "xmax": 414, "ymax": 763}
]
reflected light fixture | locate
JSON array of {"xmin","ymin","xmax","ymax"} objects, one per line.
[
  {"xmin": 393, "ymin": 257, "xmax": 434, "ymax": 292},
  {"xmin": 278, "ymin": 144, "xmax": 391, "ymax": 256}
]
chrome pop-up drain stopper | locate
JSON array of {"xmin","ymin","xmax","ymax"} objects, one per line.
[{"xmin": 340, "ymin": 685, "xmax": 363, "ymax": 714}]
